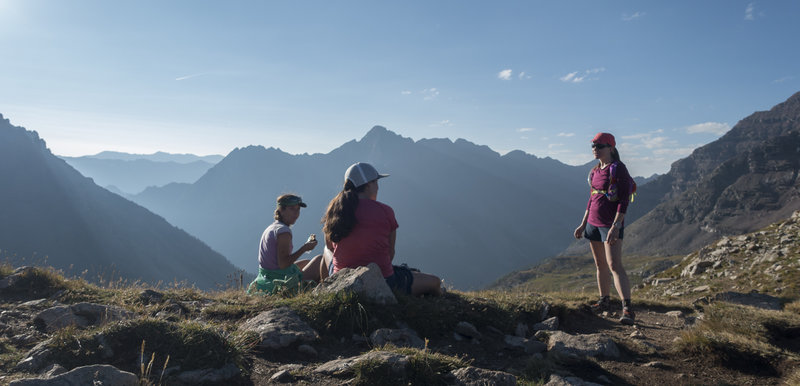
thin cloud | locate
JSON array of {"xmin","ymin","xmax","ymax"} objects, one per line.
[
  {"xmin": 429, "ymin": 119, "xmax": 453, "ymax": 127},
  {"xmin": 772, "ymin": 76, "xmax": 794, "ymax": 83},
  {"xmin": 401, "ymin": 90, "xmax": 412, "ymax": 95},
  {"xmin": 745, "ymin": 3, "xmax": 755, "ymax": 20},
  {"xmin": 175, "ymin": 73, "xmax": 206, "ymax": 81},
  {"xmin": 686, "ymin": 122, "xmax": 730, "ymax": 135},
  {"xmin": 517, "ymin": 128, "xmax": 535, "ymax": 132},
  {"xmin": 560, "ymin": 68, "xmax": 605, "ymax": 83},
  {"xmin": 557, "ymin": 132, "xmax": 575, "ymax": 137},
  {"xmin": 422, "ymin": 88, "xmax": 440, "ymax": 100},
  {"xmin": 622, "ymin": 11, "xmax": 645, "ymax": 21},
  {"xmin": 498, "ymin": 69, "xmax": 512, "ymax": 80}
]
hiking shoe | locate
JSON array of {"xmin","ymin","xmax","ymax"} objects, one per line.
[
  {"xmin": 589, "ymin": 297, "xmax": 611, "ymax": 313},
  {"xmin": 620, "ymin": 307, "xmax": 636, "ymax": 325}
]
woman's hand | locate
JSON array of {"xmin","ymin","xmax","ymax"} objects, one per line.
[
  {"xmin": 606, "ymin": 226, "xmax": 620, "ymax": 245},
  {"xmin": 302, "ymin": 239, "xmax": 318, "ymax": 252},
  {"xmin": 574, "ymin": 224, "xmax": 586, "ymax": 239}
]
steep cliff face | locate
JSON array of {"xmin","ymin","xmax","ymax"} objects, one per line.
[{"xmin": 625, "ymin": 92, "xmax": 800, "ymax": 255}]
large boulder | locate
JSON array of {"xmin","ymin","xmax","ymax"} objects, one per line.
[
  {"xmin": 313, "ymin": 263, "xmax": 397, "ymax": 305},
  {"xmin": 9, "ymin": 364, "xmax": 138, "ymax": 386},
  {"xmin": 238, "ymin": 307, "xmax": 318, "ymax": 349},
  {"xmin": 34, "ymin": 303, "xmax": 134, "ymax": 333},
  {"xmin": 547, "ymin": 331, "xmax": 620, "ymax": 359}
]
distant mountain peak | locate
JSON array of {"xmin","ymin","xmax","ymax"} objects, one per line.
[{"xmin": 360, "ymin": 125, "xmax": 403, "ymax": 142}]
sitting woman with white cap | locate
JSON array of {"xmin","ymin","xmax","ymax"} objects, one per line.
[{"xmin": 321, "ymin": 162, "xmax": 443, "ymax": 296}]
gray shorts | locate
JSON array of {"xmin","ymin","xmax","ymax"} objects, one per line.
[{"xmin": 584, "ymin": 223, "xmax": 624, "ymax": 242}]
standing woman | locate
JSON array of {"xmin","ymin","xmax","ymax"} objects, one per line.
[
  {"xmin": 574, "ymin": 133, "xmax": 635, "ymax": 324},
  {"xmin": 247, "ymin": 194, "xmax": 324, "ymax": 295},
  {"xmin": 321, "ymin": 162, "xmax": 443, "ymax": 296}
]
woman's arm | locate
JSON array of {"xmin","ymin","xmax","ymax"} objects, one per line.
[
  {"xmin": 276, "ymin": 232, "xmax": 317, "ymax": 269},
  {"xmin": 388, "ymin": 229, "xmax": 396, "ymax": 262}
]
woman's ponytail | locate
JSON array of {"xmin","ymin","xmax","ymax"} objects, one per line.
[{"xmin": 322, "ymin": 180, "xmax": 367, "ymax": 243}]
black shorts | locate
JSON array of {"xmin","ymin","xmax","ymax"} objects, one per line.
[
  {"xmin": 385, "ymin": 264, "xmax": 415, "ymax": 294},
  {"xmin": 584, "ymin": 223, "xmax": 624, "ymax": 242}
]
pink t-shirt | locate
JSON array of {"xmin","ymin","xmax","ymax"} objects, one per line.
[{"xmin": 332, "ymin": 199, "xmax": 399, "ymax": 278}]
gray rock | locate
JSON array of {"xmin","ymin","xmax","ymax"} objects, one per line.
[
  {"xmin": 313, "ymin": 263, "xmax": 397, "ymax": 305},
  {"xmin": 138, "ymin": 289, "xmax": 164, "ymax": 304},
  {"xmin": 681, "ymin": 260, "xmax": 715, "ymax": 277},
  {"xmin": 643, "ymin": 361, "xmax": 670, "ymax": 369},
  {"xmin": 270, "ymin": 369, "xmax": 294, "ymax": 383},
  {"xmin": 653, "ymin": 277, "xmax": 675, "ymax": 285},
  {"xmin": 533, "ymin": 316, "xmax": 559, "ymax": 331},
  {"xmin": 370, "ymin": 328, "xmax": 424, "ymax": 349},
  {"xmin": 39, "ymin": 364, "xmax": 66, "ymax": 378},
  {"xmin": 176, "ymin": 363, "xmax": 240, "ymax": 384},
  {"xmin": 692, "ymin": 285, "xmax": 711, "ymax": 293},
  {"xmin": 298, "ymin": 344, "xmax": 318, "ymax": 356},
  {"xmin": 545, "ymin": 374, "xmax": 603, "ymax": 386},
  {"xmin": 20, "ymin": 299, "xmax": 49, "ymax": 308},
  {"xmin": 454, "ymin": 321, "xmax": 482, "ymax": 340},
  {"xmin": 239, "ymin": 307, "xmax": 319, "ymax": 349},
  {"xmin": 34, "ymin": 303, "xmax": 134, "ymax": 332},
  {"xmin": 10, "ymin": 364, "xmax": 138, "ymax": 386},
  {"xmin": 504, "ymin": 335, "xmax": 546, "ymax": 353},
  {"xmin": 547, "ymin": 331, "xmax": 620, "ymax": 358},
  {"xmin": 450, "ymin": 366, "xmax": 516, "ymax": 386},
  {"xmin": 314, "ymin": 351, "xmax": 409, "ymax": 376},
  {"xmin": 15, "ymin": 341, "xmax": 53, "ymax": 373},
  {"xmin": 666, "ymin": 310, "xmax": 683, "ymax": 318},
  {"xmin": 713, "ymin": 291, "xmax": 782, "ymax": 310}
]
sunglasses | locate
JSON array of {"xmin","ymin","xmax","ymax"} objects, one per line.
[{"xmin": 591, "ymin": 143, "xmax": 611, "ymax": 149}]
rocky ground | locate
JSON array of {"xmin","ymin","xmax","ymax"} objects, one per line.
[{"xmin": 1, "ymin": 212, "xmax": 799, "ymax": 385}]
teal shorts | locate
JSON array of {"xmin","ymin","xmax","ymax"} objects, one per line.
[{"xmin": 247, "ymin": 265, "xmax": 303, "ymax": 295}]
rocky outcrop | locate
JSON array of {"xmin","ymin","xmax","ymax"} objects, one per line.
[
  {"xmin": 34, "ymin": 303, "xmax": 133, "ymax": 332},
  {"xmin": 314, "ymin": 350, "xmax": 409, "ymax": 376},
  {"xmin": 9, "ymin": 364, "xmax": 138, "ymax": 386},
  {"xmin": 547, "ymin": 331, "xmax": 620, "ymax": 359},
  {"xmin": 645, "ymin": 210, "xmax": 800, "ymax": 300},
  {"xmin": 312, "ymin": 263, "xmax": 397, "ymax": 305},
  {"xmin": 626, "ymin": 92, "xmax": 800, "ymax": 256}
]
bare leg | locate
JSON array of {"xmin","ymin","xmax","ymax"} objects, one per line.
[
  {"xmin": 411, "ymin": 272, "xmax": 442, "ymax": 296},
  {"xmin": 295, "ymin": 260, "xmax": 310, "ymax": 269},
  {"xmin": 604, "ymin": 240, "xmax": 631, "ymax": 300},
  {"xmin": 319, "ymin": 247, "xmax": 333, "ymax": 281},
  {"xmin": 301, "ymin": 254, "xmax": 323, "ymax": 282},
  {"xmin": 590, "ymin": 240, "xmax": 611, "ymax": 297}
]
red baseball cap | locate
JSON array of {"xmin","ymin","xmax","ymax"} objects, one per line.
[{"xmin": 592, "ymin": 132, "xmax": 616, "ymax": 147}]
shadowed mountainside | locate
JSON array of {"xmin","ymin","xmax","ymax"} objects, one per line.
[
  {"xmin": 0, "ymin": 115, "xmax": 240, "ymax": 289},
  {"xmin": 132, "ymin": 127, "xmax": 596, "ymax": 289}
]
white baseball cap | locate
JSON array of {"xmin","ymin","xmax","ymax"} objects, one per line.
[{"xmin": 344, "ymin": 162, "xmax": 389, "ymax": 188}]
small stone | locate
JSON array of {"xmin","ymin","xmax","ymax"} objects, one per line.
[
  {"xmin": 629, "ymin": 330, "xmax": 645, "ymax": 339},
  {"xmin": 692, "ymin": 285, "xmax": 710, "ymax": 293},
  {"xmin": 455, "ymin": 321, "xmax": 482, "ymax": 340},
  {"xmin": 533, "ymin": 316, "xmax": 558, "ymax": 331},
  {"xmin": 644, "ymin": 361, "xmax": 669, "ymax": 369},
  {"xmin": 666, "ymin": 311, "xmax": 683, "ymax": 318},
  {"xmin": 270, "ymin": 369, "xmax": 294, "ymax": 383},
  {"xmin": 534, "ymin": 330, "xmax": 549, "ymax": 340}
]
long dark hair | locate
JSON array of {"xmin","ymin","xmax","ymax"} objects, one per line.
[
  {"xmin": 322, "ymin": 180, "xmax": 368, "ymax": 243},
  {"xmin": 594, "ymin": 147, "xmax": 621, "ymax": 170}
]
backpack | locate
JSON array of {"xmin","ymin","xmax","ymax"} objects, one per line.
[{"xmin": 588, "ymin": 161, "xmax": 637, "ymax": 203}]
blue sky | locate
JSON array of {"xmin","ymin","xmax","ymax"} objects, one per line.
[{"xmin": 1, "ymin": 1, "xmax": 798, "ymax": 177}]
